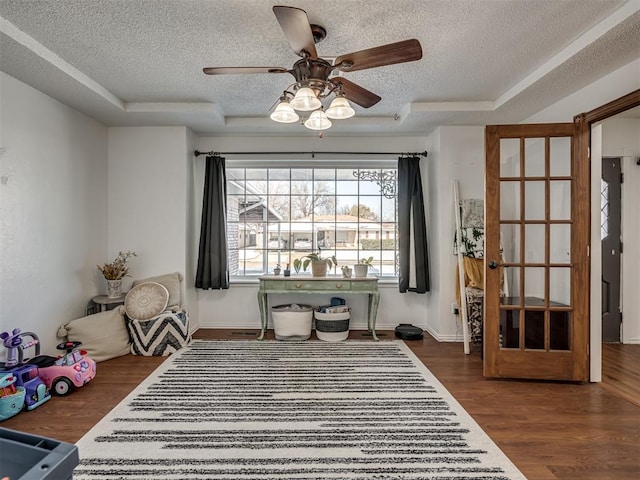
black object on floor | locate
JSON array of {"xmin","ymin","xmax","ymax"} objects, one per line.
[{"xmin": 395, "ymin": 324, "xmax": 424, "ymax": 340}]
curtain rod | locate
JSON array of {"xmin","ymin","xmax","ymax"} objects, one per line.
[{"xmin": 194, "ymin": 150, "xmax": 428, "ymax": 158}]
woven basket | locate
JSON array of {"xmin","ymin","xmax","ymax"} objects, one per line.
[{"xmin": 315, "ymin": 310, "xmax": 350, "ymax": 342}]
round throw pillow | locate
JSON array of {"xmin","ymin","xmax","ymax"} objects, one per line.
[{"xmin": 125, "ymin": 282, "xmax": 169, "ymax": 320}]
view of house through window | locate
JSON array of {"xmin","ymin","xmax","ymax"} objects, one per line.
[{"xmin": 226, "ymin": 166, "xmax": 398, "ymax": 277}]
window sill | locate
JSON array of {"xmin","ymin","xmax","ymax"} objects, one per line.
[{"xmin": 229, "ymin": 277, "xmax": 399, "ymax": 286}]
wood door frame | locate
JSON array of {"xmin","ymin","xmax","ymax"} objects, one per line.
[{"xmin": 575, "ymin": 89, "xmax": 640, "ymax": 381}]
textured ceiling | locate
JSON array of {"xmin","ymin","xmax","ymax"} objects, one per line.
[{"xmin": 1, "ymin": 0, "xmax": 639, "ymax": 136}]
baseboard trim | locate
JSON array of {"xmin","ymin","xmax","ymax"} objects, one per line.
[{"xmin": 197, "ymin": 320, "xmax": 463, "ymax": 343}]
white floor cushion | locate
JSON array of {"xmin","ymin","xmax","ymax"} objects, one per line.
[{"xmin": 57, "ymin": 307, "xmax": 130, "ymax": 362}]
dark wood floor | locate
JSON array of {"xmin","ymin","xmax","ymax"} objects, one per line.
[{"xmin": 3, "ymin": 330, "xmax": 639, "ymax": 480}]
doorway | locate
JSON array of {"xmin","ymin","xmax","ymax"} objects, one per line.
[{"xmin": 586, "ymin": 93, "xmax": 640, "ymax": 381}]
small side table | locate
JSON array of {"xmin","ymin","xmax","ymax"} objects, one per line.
[{"xmin": 91, "ymin": 294, "xmax": 126, "ymax": 312}]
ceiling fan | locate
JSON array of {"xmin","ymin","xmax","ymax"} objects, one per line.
[{"xmin": 202, "ymin": 5, "xmax": 423, "ymax": 130}]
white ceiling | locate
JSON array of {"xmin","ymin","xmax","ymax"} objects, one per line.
[{"xmin": 1, "ymin": 0, "xmax": 639, "ymax": 136}]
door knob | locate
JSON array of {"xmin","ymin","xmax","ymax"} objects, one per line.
[{"xmin": 488, "ymin": 260, "xmax": 499, "ymax": 269}]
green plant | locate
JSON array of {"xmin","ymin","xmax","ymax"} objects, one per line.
[
  {"xmin": 357, "ymin": 256, "xmax": 374, "ymax": 266},
  {"xmin": 97, "ymin": 251, "xmax": 137, "ymax": 280},
  {"xmin": 301, "ymin": 249, "xmax": 338, "ymax": 271},
  {"xmin": 293, "ymin": 258, "xmax": 302, "ymax": 273}
]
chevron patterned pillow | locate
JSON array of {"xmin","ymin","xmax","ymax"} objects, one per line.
[{"xmin": 127, "ymin": 311, "xmax": 191, "ymax": 356}]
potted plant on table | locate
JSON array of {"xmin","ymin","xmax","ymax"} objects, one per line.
[
  {"xmin": 97, "ymin": 250, "xmax": 137, "ymax": 298},
  {"xmin": 302, "ymin": 249, "xmax": 338, "ymax": 277},
  {"xmin": 354, "ymin": 256, "xmax": 374, "ymax": 278},
  {"xmin": 293, "ymin": 258, "xmax": 302, "ymax": 275},
  {"xmin": 341, "ymin": 265, "xmax": 353, "ymax": 278}
]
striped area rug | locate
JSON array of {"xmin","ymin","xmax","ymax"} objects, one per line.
[{"xmin": 74, "ymin": 340, "xmax": 526, "ymax": 479}]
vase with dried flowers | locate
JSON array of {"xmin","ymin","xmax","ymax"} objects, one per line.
[{"xmin": 97, "ymin": 251, "xmax": 137, "ymax": 298}]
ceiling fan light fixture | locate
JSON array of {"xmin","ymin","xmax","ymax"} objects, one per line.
[
  {"xmin": 304, "ymin": 109, "xmax": 332, "ymax": 130},
  {"xmin": 204, "ymin": 7, "xmax": 424, "ymax": 131},
  {"xmin": 326, "ymin": 95, "xmax": 355, "ymax": 119},
  {"xmin": 290, "ymin": 86, "xmax": 322, "ymax": 111},
  {"xmin": 270, "ymin": 98, "xmax": 299, "ymax": 123}
]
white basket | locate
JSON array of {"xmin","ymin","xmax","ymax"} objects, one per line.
[
  {"xmin": 314, "ymin": 310, "xmax": 350, "ymax": 342},
  {"xmin": 272, "ymin": 304, "xmax": 313, "ymax": 341}
]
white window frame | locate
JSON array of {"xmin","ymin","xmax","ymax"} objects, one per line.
[{"xmin": 226, "ymin": 158, "xmax": 398, "ymax": 280}]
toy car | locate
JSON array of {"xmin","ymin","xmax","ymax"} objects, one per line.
[
  {"xmin": 0, "ymin": 372, "xmax": 26, "ymax": 420},
  {"xmin": 28, "ymin": 341, "xmax": 96, "ymax": 396},
  {"xmin": 0, "ymin": 330, "xmax": 51, "ymax": 411},
  {"xmin": 0, "ymin": 364, "xmax": 51, "ymax": 411}
]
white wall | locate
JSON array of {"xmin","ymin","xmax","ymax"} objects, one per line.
[
  {"xmin": 0, "ymin": 72, "xmax": 108, "ymax": 357},
  {"xmin": 194, "ymin": 135, "xmax": 431, "ymax": 333},
  {"xmin": 423, "ymin": 130, "xmax": 441, "ymax": 338},
  {"xmin": 602, "ymin": 117, "xmax": 640, "ymax": 344},
  {"xmin": 184, "ymin": 128, "xmax": 199, "ymax": 328},
  {"xmin": 525, "ymin": 58, "xmax": 640, "ymax": 123},
  {"xmin": 107, "ymin": 127, "xmax": 199, "ymax": 329},
  {"xmin": 424, "ymin": 127, "xmax": 486, "ymax": 341},
  {"xmin": 590, "ymin": 125, "xmax": 603, "ymax": 381}
]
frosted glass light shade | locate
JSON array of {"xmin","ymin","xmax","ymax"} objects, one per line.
[
  {"xmin": 270, "ymin": 100, "xmax": 299, "ymax": 123},
  {"xmin": 290, "ymin": 87, "xmax": 322, "ymax": 111},
  {"xmin": 304, "ymin": 110, "xmax": 332, "ymax": 130},
  {"xmin": 326, "ymin": 96, "xmax": 355, "ymax": 119}
]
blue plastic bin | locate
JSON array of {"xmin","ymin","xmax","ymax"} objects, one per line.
[{"xmin": 0, "ymin": 427, "xmax": 79, "ymax": 480}]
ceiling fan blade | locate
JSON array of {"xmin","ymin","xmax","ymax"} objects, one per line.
[
  {"xmin": 203, "ymin": 67, "xmax": 289, "ymax": 75},
  {"xmin": 330, "ymin": 77, "xmax": 381, "ymax": 108},
  {"xmin": 334, "ymin": 39, "xmax": 422, "ymax": 72},
  {"xmin": 272, "ymin": 5, "xmax": 317, "ymax": 59}
]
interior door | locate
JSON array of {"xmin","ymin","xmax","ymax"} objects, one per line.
[
  {"xmin": 601, "ymin": 157, "xmax": 622, "ymax": 342},
  {"xmin": 484, "ymin": 123, "xmax": 589, "ymax": 381}
]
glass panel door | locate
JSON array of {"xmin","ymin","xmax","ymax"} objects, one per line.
[
  {"xmin": 497, "ymin": 136, "xmax": 572, "ymax": 351},
  {"xmin": 484, "ymin": 123, "xmax": 586, "ymax": 381}
]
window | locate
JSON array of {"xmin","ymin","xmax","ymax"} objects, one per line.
[{"xmin": 226, "ymin": 165, "xmax": 398, "ymax": 278}]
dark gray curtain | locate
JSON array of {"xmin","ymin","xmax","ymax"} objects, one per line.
[
  {"xmin": 398, "ymin": 155, "xmax": 430, "ymax": 293},
  {"xmin": 196, "ymin": 155, "xmax": 229, "ymax": 289}
]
